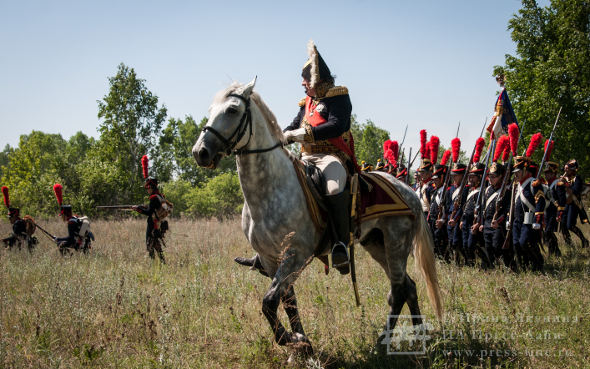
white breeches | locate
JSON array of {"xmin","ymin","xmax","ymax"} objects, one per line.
[{"xmin": 301, "ymin": 153, "xmax": 347, "ymax": 195}]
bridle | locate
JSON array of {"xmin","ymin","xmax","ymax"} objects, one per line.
[{"xmin": 201, "ymin": 93, "xmax": 283, "ymax": 156}]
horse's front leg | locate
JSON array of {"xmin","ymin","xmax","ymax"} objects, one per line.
[{"xmin": 261, "ymin": 248, "xmax": 312, "ymax": 352}]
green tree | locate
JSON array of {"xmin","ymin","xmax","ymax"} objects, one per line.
[
  {"xmin": 500, "ymin": 0, "xmax": 590, "ymax": 176},
  {"xmin": 0, "ymin": 144, "xmax": 14, "ymax": 179},
  {"xmin": 0, "ymin": 132, "xmax": 68, "ymax": 215},
  {"xmin": 351, "ymin": 116, "xmax": 391, "ymax": 166},
  {"xmin": 94, "ymin": 63, "xmax": 168, "ymax": 204},
  {"xmin": 158, "ymin": 115, "xmax": 237, "ymax": 186}
]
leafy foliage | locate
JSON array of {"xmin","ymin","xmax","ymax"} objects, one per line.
[
  {"xmin": 95, "ymin": 63, "xmax": 168, "ymax": 203},
  {"xmin": 351, "ymin": 116, "xmax": 391, "ymax": 167},
  {"xmin": 500, "ymin": 0, "xmax": 590, "ymax": 175}
]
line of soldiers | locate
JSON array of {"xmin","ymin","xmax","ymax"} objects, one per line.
[
  {"xmin": 377, "ymin": 127, "xmax": 589, "ymax": 273},
  {"xmin": 2, "ymin": 155, "xmax": 173, "ymax": 262}
]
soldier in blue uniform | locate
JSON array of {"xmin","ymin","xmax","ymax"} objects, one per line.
[
  {"xmin": 429, "ymin": 164, "xmax": 449, "ymax": 260},
  {"xmin": 511, "ymin": 157, "xmax": 545, "ymax": 271},
  {"xmin": 55, "ymin": 204, "xmax": 82, "ymax": 254},
  {"xmin": 133, "ymin": 155, "xmax": 170, "ymax": 263},
  {"xmin": 447, "ymin": 163, "xmax": 468, "ymax": 265},
  {"xmin": 460, "ymin": 163, "xmax": 485, "ymax": 266},
  {"xmin": 2, "ymin": 186, "xmax": 36, "ymax": 251},
  {"xmin": 555, "ymin": 159, "xmax": 588, "ymax": 248},
  {"xmin": 543, "ymin": 162, "xmax": 562, "ymax": 256},
  {"xmin": 479, "ymin": 163, "xmax": 510, "ymax": 268}
]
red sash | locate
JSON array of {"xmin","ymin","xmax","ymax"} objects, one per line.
[{"xmin": 304, "ymin": 96, "xmax": 359, "ymax": 170}]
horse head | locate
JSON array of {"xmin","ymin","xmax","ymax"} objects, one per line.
[{"xmin": 193, "ymin": 77, "xmax": 257, "ymax": 169}]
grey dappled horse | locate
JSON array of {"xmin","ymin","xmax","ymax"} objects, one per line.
[{"xmin": 192, "ymin": 79, "xmax": 442, "ymax": 353}]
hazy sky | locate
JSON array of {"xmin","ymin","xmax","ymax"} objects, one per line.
[{"xmin": 0, "ymin": 0, "xmax": 533, "ymax": 158}]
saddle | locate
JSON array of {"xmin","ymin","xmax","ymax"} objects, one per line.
[{"xmin": 290, "ymin": 157, "xmax": 414, "ymax": 258}]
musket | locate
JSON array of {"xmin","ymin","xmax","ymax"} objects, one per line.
[
  {"xmin": 492, "ymin": 120, "xmax": 527, "ymax": 224},
  {"xmin": 407, "ymin": 149, "xmax": 420, "ymax": 185},
  {"xmin": 472, "ymin": 138, "xmax": 497, "ymax": 233},
  {"xmin": 34, "ymin": 223, "xmax": 58, "ymax": 243},
  {"xmin": 437, "ymin": 122, "xmax": 462, "ymax": 222},
  {"xmin": 96, "ymin": 205, "xmax": 135, "ymax": 210},
  {"xmin": 398, "ymin": 124, "xmax": 408, "ymax": 157},
  {"xmin": 449, "ymin": 117, "xmax": 488, "ymax": 223},
  {"xmin": 502, "ymin": 182, "xmax": 517, "ymax": 249},
  {"xmin": 535, "ymin": 107, "xmax": 562, "ymax": 180},
  {"xmin": 405, "ymin": 147, "xmax": 412, "ymax": 184}
]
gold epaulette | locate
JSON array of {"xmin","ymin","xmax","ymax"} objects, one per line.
[
  {"xmin": 324, "ymin": 86, "xmax": 348, "ymax": 98},
  {"xmin": 298, "ymin": 98, "xmax": 306, "ymax": 107},
  {"xmin": 534, "ymin": 190, "xmax": 545, "ymax": 202}
]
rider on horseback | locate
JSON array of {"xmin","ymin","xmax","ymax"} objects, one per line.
[{"xmin": 236, "ymin": 40, "xmax": 356, "ymax": 275}]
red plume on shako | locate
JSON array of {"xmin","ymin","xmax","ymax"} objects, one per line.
[
  {"xmin": 494, "ymin": 135, "xmax": 510, "ymax": 162},
  {"xmin": 142, "ymin": 155, "xmax": 149, "ymax": 179},
  {"xmin": 388, "ymin": 141, "xmax": 399, "ymax": 168},
  {"xmin": 420, "ymin": 129, "xmax": 428, "ymax": 159},
  {"xmin": 2, "ymin": 186, "xmax": 9, "ymax": 208},
  {"xmin": 53, "ymin": 183, "xmax": 63, "ymax": 206},
  {"xmin": 451, "ymin": 138, "xmax": 461, "ymax": 163},
  {"xmin": 508, "ymin": 123, "xmax": 519, "ymax": 155},
  {"xmin": 440, "ymin": 150, "xmax": 451, "ymax": 166},
  {"xmin": 472, "ymin": 137, "xmax": 485, "ymax": 163},
  {"xmin": 544, "ymin": 139, "xmax": 555, "ymax": 161},
  {"xmin": 526, "ymin": 132, "xmax": 543, "ymax": 158},
  {"xmin": 429, "ymin": 136, "xmax": 440, "ymax": 164}
]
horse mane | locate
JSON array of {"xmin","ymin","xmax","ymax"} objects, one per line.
[{"xmin": 212, "ymin": 82, "xmax": 289, "ymax": 147}]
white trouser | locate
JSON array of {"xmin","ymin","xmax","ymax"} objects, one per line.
[{"xmin": 301, "ymin": 153, "xmax": 347, "ymax": 195}]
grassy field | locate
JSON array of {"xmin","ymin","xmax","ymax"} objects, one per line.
[{"xmin": 1, "ymin": 217, "xmax": 589, "ymax": 368}]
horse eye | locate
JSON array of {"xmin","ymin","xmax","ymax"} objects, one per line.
[{"xmin": 226, "ymin": 107, "xmax": 238, "ymax": 114}]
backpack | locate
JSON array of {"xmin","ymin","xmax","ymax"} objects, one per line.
[
  {"xmin": 77, "ymin": 216, "xmax": 92, "ymax": 239},
  {"xmin": 154, "ymin": 194, "xmax": 173, "ymax": 220}
]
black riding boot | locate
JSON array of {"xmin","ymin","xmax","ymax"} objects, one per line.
[
  {"xmin": 570, "ymin": 226, "xmax": 589, "ymax": 248},
  {"xmin": 326, "ymin": 189, "xmax": 351, "ymax": 275}
]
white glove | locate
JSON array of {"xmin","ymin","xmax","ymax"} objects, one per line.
[
  {"xmin": 532, "ymin": 223, "xmax": 541, "ymax": 230},
  {"xmin": 284, "ymin": 127, "xmax": 307, "ymax": 143}
]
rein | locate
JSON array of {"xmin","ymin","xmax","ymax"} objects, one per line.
[{"xmin": 202, "ymin": 93, "xmax": 283, "ymax": 156}]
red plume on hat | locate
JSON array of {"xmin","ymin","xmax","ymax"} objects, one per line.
[
  {"xmin": 526, "ymin": 132, "xmax": 543, "ymax": 158},
  {"xmin": 440, "ymin": 150, "xmax": 451, "ymax": 166},
  {"xmin": 429, "ymin": 136, "xmax": 440, "ymax": 164},
  {"xmin": 502, "ymin": 142, "xmax": 510, "ymax": 162},
  {"xmin": 472, "ymin": 137, "xmax": 485, "ymax": 163},
  {"xmin": 141, "ymin": 155, "xmax": 149, "ymax": 179},
  {"xmin": 388, "ymin": 141, "xmax": 399, "ymax": 167},
  {"xmin": 508, "ymin": 123, "xmax": 519, "ymax": 155},
  {"xmin": 451, "ymin": 138, "xmax": 461, "ymax": 163},
  {"xmin": 544, "ymin": 139, "xmax": 554, "ymax": 161},
  {"xmin": 493, "ymin": 135, "xmax": 510, "ymax": 162},
  {"xmin": 53, "ymin": 183, "xmax": 63, "ymax": 206},
  {"xmin": 382, "ymin": 140, "xmax": 393, "ymax": 158},
  {"xmin": 420, "ymin": 130, "xmax": 428, "ymax": 159},
  {"xmin": 2, "ymin": 186, "xmax": 9, "ymax": 208}
]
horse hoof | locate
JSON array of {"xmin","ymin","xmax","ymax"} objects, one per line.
[{"xmin": 289, "ymin": 333, "xmax": 314, "ymax": 356}]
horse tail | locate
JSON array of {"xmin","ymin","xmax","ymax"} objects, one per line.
[{"xmin": 413, "ymin": 212, "xmax": 443, "ymax": 321}]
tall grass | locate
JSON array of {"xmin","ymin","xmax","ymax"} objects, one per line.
[{"xmin": 1, "ymin": 218, "xmax": 588, "ymax": 368}]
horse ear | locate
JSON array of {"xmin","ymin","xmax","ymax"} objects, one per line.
[{"xmin": 242, "ymin": 76, "xmax": 257, "ymax": 97}]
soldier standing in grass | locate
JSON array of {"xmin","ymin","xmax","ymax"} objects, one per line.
[
  {"xmin": 511, "ymin": 134, "xmax": 545, "ymax": 272},
  {"xmin": 53, "ymin": 183, "xmax": 81, "ymax": 254},
  {"xmin": 133, "ymin": 155, "xmax": 172, "ymax": 263},
  {"xmin": 556, "ymin": 159, "xmax": 589, "ymax": 248},
  {"xmin": 542, "ymin": 159, "xmax": 562, "ymax": 256},
  {"xmin": 2, "ymin": 186, "xmax": 37, "ymax": 251}
]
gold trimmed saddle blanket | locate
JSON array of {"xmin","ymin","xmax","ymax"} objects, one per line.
[{"xmin": 291, "ymin": 158, "xmax": 413, "ymax": 232}]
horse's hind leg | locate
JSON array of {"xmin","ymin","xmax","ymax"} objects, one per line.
[{"xmin": 404, "ymin": 275, "xmax": 423, "ymax": 325}]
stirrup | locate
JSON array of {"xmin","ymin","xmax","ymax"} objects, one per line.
[{"xmin": 331, "ymin": 242, "xmax": 350, "ymax": 274}]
